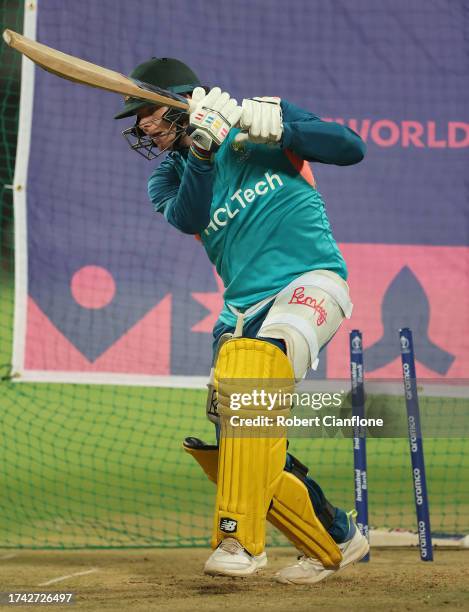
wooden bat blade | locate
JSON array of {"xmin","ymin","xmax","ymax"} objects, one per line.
[{"xmin": 2, "ymin": 29, "xmax": 189, "ymax": 111}]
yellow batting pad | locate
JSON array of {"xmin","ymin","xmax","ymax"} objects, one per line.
[
  {"xmin": 212, "ymin": 338, "xmax": 294, "ymax": 556},
  {"xmin": 184, "ymin": 439, "xmax": 342, "ymax": 567},
  {"xmin": 214, "ymin": 337, "xmax": 294, "ymax": 417},
  {"xmin": 269, "ymin": 472, "xmax": 342, "ymax": 567}
]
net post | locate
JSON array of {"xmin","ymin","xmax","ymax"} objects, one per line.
[
  {"xmin": 399, "ymin": 327, "xmax": 434, "ymax": 561},
  {"xmin": 349, "ymin": 330, "xmax": 370, "ymax": 561}
]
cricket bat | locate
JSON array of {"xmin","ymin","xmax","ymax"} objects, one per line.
[{"xmin": 2, "ymin": 29, "xmax": 189, "ymax": 111}]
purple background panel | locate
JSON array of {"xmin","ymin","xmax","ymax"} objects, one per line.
[{"xmin": 24, "ymin": 0, "xmax": 469, "ymax": 378}]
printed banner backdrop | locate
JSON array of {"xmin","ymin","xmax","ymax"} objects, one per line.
[{"xmin": 19, "ymin": 0, "xmax": 468, "ymax": 383}]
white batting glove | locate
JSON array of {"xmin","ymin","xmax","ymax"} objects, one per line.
[
  {"xmin": 189, "ymin": 86, "xmax": 242, "ymax": 152},
  {"xmin": 240, "ymin": 97, "xmax": 283, "ymax": 144}
]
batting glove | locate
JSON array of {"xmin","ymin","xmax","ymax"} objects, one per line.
[
  {"xmin": 240, "ymin": 97, "xmax": 283, "ymax": 144},
  {"xmin": 189, "ymin": 87, "xmax": 242, "ymax": 152}
]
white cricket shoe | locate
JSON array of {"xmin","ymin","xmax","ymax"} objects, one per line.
[
  {"xmin": 275, "ymin": 523, "xmax": 369, "ymax": 585},
  {"xmin": 204, "ymin": 538, "xmax": 267, "ymax": 577}
]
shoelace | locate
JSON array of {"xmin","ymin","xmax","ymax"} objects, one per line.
[
  {"xmin": 219, "ymin": 538, "xmax": 244, "ymax": 555},
  {"xmin": 294, "ymin": 530, "xmax": 354, "ymax": 569},
  {"xmin": 296, "ymin": 555, "xmax": 324, "ymax": 569}
]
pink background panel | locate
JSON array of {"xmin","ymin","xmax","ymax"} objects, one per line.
[
  {"xmin": 328, "ymin": 244, "xmax": 469, "ymax": 379},
  {"xmin": 25, "ymin": 295, "xmax": 171, "ymax": 375}
]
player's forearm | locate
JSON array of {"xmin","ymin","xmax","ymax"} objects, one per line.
[
  {"xmin": 280, "ymin": 100, "xmax": 366, "ymax": 165},
  {"xmin": 165, "ymin": 149, "xmax": 215, "ymax": 234},
  {"xmin": 282, "ymin": 121, "xmax": 365, "ymax": 165}
]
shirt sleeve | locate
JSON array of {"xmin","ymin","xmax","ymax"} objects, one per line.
[
  {"xmin": 147, "ymin": 150, "xmax": 215, "ymax": 234},
  {"xmin": 280, "ymin": 99, "xmax": 366, "ymax": 165}
]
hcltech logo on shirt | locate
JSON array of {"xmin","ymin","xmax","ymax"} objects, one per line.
[{"xmin": 204, "ymin": 171, "xmax": 284, "ymax": 236}]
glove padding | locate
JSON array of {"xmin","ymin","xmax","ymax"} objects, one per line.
[
  {"xmin": 189, "ymin": 87, "xmax": 242, "ymax": 152},
  {"xmin": 240, "ymin": 97, "xmax": 283, "ymax": 144}
]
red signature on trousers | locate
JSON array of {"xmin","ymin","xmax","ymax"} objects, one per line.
[{"xmin": 288, "ymin": 286, "xmax": 328, "ymax": 326}]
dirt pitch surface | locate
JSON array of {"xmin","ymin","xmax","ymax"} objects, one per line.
[{"xmin": 1, "ymin": 548, "xmax": 468, "ymax": 611}]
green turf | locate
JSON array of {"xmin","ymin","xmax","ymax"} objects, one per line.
[{"xmin": 1, "ymin": 377, "xmax": 468, "ymax": 548}]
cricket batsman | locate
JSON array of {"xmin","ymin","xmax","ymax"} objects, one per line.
[{"xmin": 115, "ymin": 57, "xmax": 369, "ymax": 584}]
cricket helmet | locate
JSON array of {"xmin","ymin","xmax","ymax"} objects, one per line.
[
  {"xmin": 114, "ymin": 57, "xmax": 202, "ymax": 119},
  {"xmin": 115, "ymin": 57, "xmax": 202, "ymax": 159}
]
